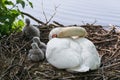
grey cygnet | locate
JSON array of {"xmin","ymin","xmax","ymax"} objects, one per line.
[
  {"xmin": 32, "ymin": 37, "xmax": 46, "ymax": 53},
  {"xmin": 22, "ymin": 18, "xmax": 40, "ymax": 39},
  {"xmin": 28, "ymin": 42, "xmax": 44, "ymax": 62}
]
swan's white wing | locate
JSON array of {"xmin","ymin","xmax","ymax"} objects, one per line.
[
  {"xmin": 46, "ymin": 38, "xmax": 70, "ymax": 58},
  {"xmin": 75, "ymin": 38, "xmax": 101, "ymax": 70},
  {"xmin": 46, "ymin": 38, "xmax": 80, "ymax": 69},
  {"xmin": 75, "ymin": 38, "xmax": 99, "ymax": 56},
  {"xmin": 47, "ymin": 48, "xmax": 80, "ymax": 69}
]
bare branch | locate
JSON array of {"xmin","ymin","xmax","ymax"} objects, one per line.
[
  {"xmin": 21, "ymin": 11, "xmax": 46, "ymax": 25},
  {"xmin": 91, "ymin": 19, "xmax": 97, "ymax": 25},
  {"xmin": 46, "ymin": 4, "xmax": 60, "ymax": 25},
  {"xmin": 41, "ymin": 0, "xmax": 48, "ymax": 22}
]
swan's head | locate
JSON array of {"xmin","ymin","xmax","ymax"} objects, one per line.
[
  {"xmin": 25, "ymin": 18, "xmax": 30, "ymax": 26},
  {"xmin": 33, "ymin": 37, "xmax": 40, "ymax": 43},
  {"xmin": 49, "ymin": 27, "xmax": 62, "ymax": 40},
  {"xmin": 49, "ymin": 27, "xmax": 87, "ymax": 40},
  {"xmin": 31, "ymin": 42, "xmax": 39, "ymax": 49}
]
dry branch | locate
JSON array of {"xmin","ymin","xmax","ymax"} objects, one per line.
[{"xmin": 21, "ymin": 11, "xmax": 46, "ymax": 25}]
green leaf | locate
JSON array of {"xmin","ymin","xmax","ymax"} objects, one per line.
[
  {"xmin": 16, "ymin": 0, "xmax": 25, "ymax": 8},
  {"xmin": 11, "ymin": 9, "xmax": 18, "ymax": 14},
  {"xmin": 21, "ymin": 1, "xmax": 25, "ymax": 8},
  {"xmin": 18, "ymin": 19, "xmax": 24, "ymax": 27},
  {"xmin": 4, "ymin": 1, "xmax": 14, "ymax": 5},
  {"xmin": 0, "ymin": 0, "xmax": 33, "ymax": 35},
  {"xmin": 12, "ymin": 19, "xmax": 25, "ymax": 31},
  {"xmin": 17, "ymin": 9, "xmax": 24, "ymax": 18},
  {"xmin": 28, "ymin": 1, "xmax": 33, "ymax": 8},
  {"xmin": 1, "ymin": 0, "xmax": 6, "ymax": 3}
]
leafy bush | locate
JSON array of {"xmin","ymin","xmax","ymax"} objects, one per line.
[
  {"xmin": 0, "ymin": 0, "xmax": 33, "ymax": 35},
  {"xmin": 12, "ymin": 19, "xmax": 25, "ymax": 32}
]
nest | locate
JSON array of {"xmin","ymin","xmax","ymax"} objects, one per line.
[{"xmin": 0, "ymin": 24, "xmax": 120, "ymax": 80}]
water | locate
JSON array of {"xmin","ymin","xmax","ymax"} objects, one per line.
[{"xmin": 20, "ymin": 0, "xmax": 120, "ymax": 26}]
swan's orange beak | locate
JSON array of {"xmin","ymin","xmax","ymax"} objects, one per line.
[{"xmin": 52, "ymin": 34, "xmax": 57, "ymax": 38}]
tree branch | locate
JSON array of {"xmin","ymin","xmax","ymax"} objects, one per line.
[{"xmin": 21, "ymin": 11, "xmax": 46, "ymax": 25}]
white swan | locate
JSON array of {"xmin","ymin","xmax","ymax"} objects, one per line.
[
  {"xmin": 28, "ymin": 42, "xmax": 44, "ymax": 62},
  {"xmin": 32, "ymin": 37, "xmax": 46, "ymax": 53},
  {"xmin": 22, "ymin": 18, "xmax": 40, "ymax": 39},
  {"xmin": 46, "ymin": 27, "xmax": 101, "ymax": 72}
]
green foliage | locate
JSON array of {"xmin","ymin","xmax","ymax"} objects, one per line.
[
  {"xmin": 0, "ymin": 0, "xmax": 33, "ymax": 35},
  {"xmin": 12, "ymin": 19, "xmax": 25, "ymax": 32}
]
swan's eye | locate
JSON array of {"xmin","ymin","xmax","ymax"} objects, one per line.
[{"xmin": 52, "ymin": 34, "xmax": 57, "ymax": 38}]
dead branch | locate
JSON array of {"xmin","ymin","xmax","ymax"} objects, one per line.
[
  {"xmin": 0, "ymin": 64, "xmax": 22, "ymax": 79},
  {"xmin": 21, "ymin": 11, "xmax": 46, "ymax": 25},
  {"xmin": 94, "ymin": 38, "xmax": 117, "ymax": 44},
  {"xmin": 53, "ymin": 21, "xmax": 64, "ymax": 26},
  {"xmin": 15, "ymin": 39, "xmax": 32, "ymax": 54},
  {"xmin": 45, "ymin": 5, "xmax": 60, "ymax": 25},
  {"xmin": 102, "ymin": 62, "xmax": 120, "ymax": 69},
  {"xmin": 110, "ymin": 47, "xmax": 120, "ymax": 58},
  {"xmin": 41, "ymin": 0, "xmax": 48, "ymax": 22},
  {"xmin": 34, "ymin": 71, "xmax": 50, "ymax": 78}
]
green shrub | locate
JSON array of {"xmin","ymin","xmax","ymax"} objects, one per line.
[{"xmin": 0, "ymin": 0, "xmax": 33, "ymax": 35}]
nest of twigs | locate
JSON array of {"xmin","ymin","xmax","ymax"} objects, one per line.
[{"xmin": 0, "ymin": 24, "xmax": 120, "ymax": 80}]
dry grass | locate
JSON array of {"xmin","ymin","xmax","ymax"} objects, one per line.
[{"xmin": 0, "ymin": 24, "xmax": 120, "ymax": 80}]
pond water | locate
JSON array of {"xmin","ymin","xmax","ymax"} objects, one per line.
[{"xmin": 20, "ymin": 0, "xmax": 120, "ymax": 26}]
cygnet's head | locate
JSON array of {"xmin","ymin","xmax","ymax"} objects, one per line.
[
  {"xmin": 25, "ymin": 18, "xmax": 30, "ymax": 26},
  {"xmin": 33, "ymin": 37, "xmax": 40, "ymax": 43},
  {"xmin": 49, "ymin": 27, "xmax": 62, "ymax": 40},
  {"xmin": 31, "ymin": 42, "xmax": 39, "ymax": 49}
]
